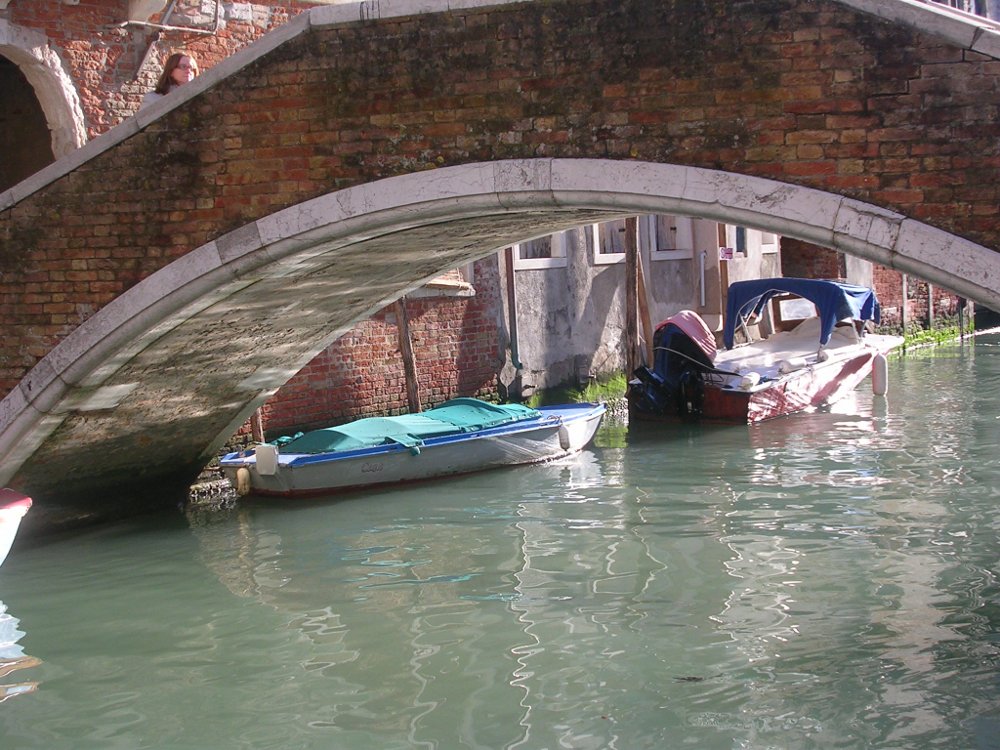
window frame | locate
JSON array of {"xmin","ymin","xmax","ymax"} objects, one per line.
[
  {"xmin": 760, "ymin": 230, "xmax": 779, "ymax": 255},
  {"xmin": 512, "ymin": 231, "xmax": 569, "ymax": 270},
  {"xmin": 642, "ymin": 214, "xmax": 695, "ymax": 262},
  {"xmin": 591, "ymin": 220, "xmax": 627, "ymax": 266},
  {"xmin": 725, "ymin": 225, "xmax": 778, "ymax": 256}
]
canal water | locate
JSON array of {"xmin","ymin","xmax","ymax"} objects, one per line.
[{"xmin": 2, "ymin": 336, "xmax": 1000, "ymax": 750}]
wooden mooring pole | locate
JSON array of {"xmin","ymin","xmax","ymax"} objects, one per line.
[
  {"xmin": 625, "ymin": 217, "xmax": 642, "ymax": 376},
  {"xmin": 394, "ymin": 297, "xmax": 421, "ymax": 413}
]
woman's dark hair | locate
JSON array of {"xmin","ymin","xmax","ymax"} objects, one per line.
[{"xmin": 154, "ymin": 52, "xmax": 197, "ymax": 95}]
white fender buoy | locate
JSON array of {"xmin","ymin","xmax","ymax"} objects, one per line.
[
  {"xmin": 255, "ymin": 443, "xmax": 279, "ymax": 476},
  {"xmin": 558, "ymin": 424, "xmax": 572, "ymax": 451},
  {"xmin": 872, "ymin": 353, "xmax": 889, "ymax": 396},
  {"xmin": 235, "ymin": 467, "xmax": 251, "ymax": 496}
]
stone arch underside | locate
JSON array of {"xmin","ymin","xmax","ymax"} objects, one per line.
[{"xmin": 3, "ymin": 159, "xmax": 999, "ymax": 513}]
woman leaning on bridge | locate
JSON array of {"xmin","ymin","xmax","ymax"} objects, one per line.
[{"xmin": 141, "ymin": 52, "xmax": 199, "ymax": 109}]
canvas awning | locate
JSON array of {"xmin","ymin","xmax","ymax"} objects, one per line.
[{"xmin": 723, "ymin": 278, "xmax": 881, "ymax": 350}]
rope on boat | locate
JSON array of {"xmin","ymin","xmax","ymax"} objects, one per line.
[{"xmin": 652, "ymin": 347, "xmax": 742, "ymax": 377}]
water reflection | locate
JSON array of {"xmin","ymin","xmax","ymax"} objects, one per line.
[
  {"xmin": 185, "ymin": 450, "xmax": 756, "ymax": 749},
  {"xmin": 506, "ymin": 452, "xmax": 633, "ymax": 748},
  {"xmin": 4, "ymin": 339, "xmax": 996, "ymax": 748},
  {"xmin": 678, "ymin": 356, "xmax": 998, "ymax": 747},
  {"xmin": 0, "ymin": 600, "xmax": 39, "ymax": 703},
  {"xmin": 188, "ymin": 454, "xmax": 627, "ymax": 748}
]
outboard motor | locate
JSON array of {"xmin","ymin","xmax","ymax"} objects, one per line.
[
  {"xmin": 676, "ymin": 367, "xmax": 705, "ymax": 418},
  {"xmin": 631, "ymin": 366, "xmax": 671, "ymax": 414},
  {"xmin": 630, "ymin": 312, "xmax": 715, "ymax": 420}
]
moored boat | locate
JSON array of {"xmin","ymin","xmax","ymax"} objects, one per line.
[
  {"xmin": 0, "ymin": 489, "xmax": 32, "ymax": 570},
  {"xmin": 220, "ymin": 398, "xmax": 606, "ymax": 498},
  {"xmin": 628, "ymin": 278, "xmax": 904, "ymax": 424}
]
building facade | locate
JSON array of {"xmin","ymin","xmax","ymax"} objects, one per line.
[{"xmin": 503, "ymin": 216, "xmax": 783, "ymax": 395}]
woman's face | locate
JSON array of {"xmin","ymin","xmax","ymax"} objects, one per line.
[{"xmin": 170, "ymin": 56, "xmax": 197, "ymax": 86}]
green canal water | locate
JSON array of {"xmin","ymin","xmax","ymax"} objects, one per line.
[{"xmin": 2, "ymin": 335, "xmax": 1000, "ymax": 749}]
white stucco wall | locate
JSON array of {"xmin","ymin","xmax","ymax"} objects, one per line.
[{"xmin": 504, "ymin": 217, "xmax": 784, "ymax": 393}]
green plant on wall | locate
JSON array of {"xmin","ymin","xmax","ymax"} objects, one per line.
[
  {"xmin": 522, "ymin": 373, "xmax": 630, "ymax": 444},
  {"xmin": 900, "ymin": 313, "xmax": 974, "ymax": 350},
  {"xmin": 524, "ymin": 373, "xmax": 629, "ymax": 408}
]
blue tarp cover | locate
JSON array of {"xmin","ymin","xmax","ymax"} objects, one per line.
[
  {"xmin": 276, "ymin": 398, "xmax": 542, "ymax": 454},
  {"xmin": 723, "ymin": 278, "xmax": 881, "ymax": 350}
]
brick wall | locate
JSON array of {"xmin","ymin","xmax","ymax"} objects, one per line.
[
  {"xmin": 780, "ymin": 239, "xmax": 845, "ymax": 280},
  {"xmin": 782, "ymin": 238, "xmax": 964, "ymax": 332},
  {"xmin": 240, "ymin": 259, "xmax": 505, "ymax": 441},
  {"xmin": 873, "ymin": 266, "xmax": 963, "ymax": 331},
  {"xmin": 3, "ymin": 0, "xmax": 505, "ymax": 438},
  {"xmin": 4, "ymin": 0, "xmax": 307, "ymax": 138}
]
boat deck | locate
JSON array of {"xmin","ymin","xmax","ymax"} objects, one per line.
[{"xmin": 711, "ymin": 318, "xmax": 897, "ymax": 391}]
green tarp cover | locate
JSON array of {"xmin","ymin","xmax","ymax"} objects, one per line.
[{"xmin": 279, "ymin": 398, "xmax": 542, "ymax": 454}]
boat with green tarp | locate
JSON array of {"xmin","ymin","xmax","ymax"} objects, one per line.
[{"xmin": 220, "ymin": 398, "xmax": 606, "ymax": 497}]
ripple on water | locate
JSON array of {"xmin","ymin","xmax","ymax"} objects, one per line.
[{"xmin": 3, "ymin": 341, "xmax": 1000, "ymax": 748}]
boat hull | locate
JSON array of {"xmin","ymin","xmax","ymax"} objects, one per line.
[
  {"xmin": 220, "ymin": 403, "xmax": 605, "ymax": 498},
  {"xmin": 701, "ymin": 349, "xmax": 875, "ymax": 424},
  {"xmin": 630, "ymin": 337, "xmax": 902, "ymax": 425},
  {"xmin": 0, "ymin": 489, "xmax": 32, "ymax": 570}
]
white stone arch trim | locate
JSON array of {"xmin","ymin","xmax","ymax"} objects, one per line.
[
  {"xmin": 0, "ymin": 20, "xmax": 87, "ymax": 157},
  {"xmin": 1, "ymin": 158, "xmax": 999, "ymax": 485}
]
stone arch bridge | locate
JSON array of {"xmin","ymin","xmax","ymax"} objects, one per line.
[{"xmin": 3, "ymin": 0, "xmax": 1000, "ymax": 523}]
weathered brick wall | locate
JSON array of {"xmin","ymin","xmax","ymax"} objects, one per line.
[
  {"xmin": 4, "ymin": 0, "xmax": 504, "ymax": 436},
  {"xmin": 873, "ymin": 266, "xmax": 963, "ymax": 331},
  {"xmin": 239, "ymin": 259, "xmax": 504, "ymax": 439},
  {"xmin": 3, "ymin": 0, "xmax": 998, "ymax": 407},
  {"xmin": 780, "ymin": 238, "xmax": 845, "ymax": 280},
  {"xmin": 4, "ymin": 0, "xmax": 307, "ymax": 138},
  {"xmin": 782, "ymin": 238, "xmax": 963, "ymax": 331}
]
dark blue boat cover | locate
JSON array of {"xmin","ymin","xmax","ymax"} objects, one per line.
[
  {"xmin": 723, "ymin": 278, "xmax": 881, "ymax": 350},
  {"xmin": 277, "ymin": 398, "xmax": 542, "ymax": 454}
]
